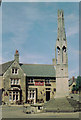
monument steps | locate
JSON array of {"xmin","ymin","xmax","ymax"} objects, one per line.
[
  {"xmin": 43, "ymin": 97, "xmax": 74, "ymax": 112},
  {"xmin": 67, "ymin": 97, "xmax": 81, "ymax": 111}
]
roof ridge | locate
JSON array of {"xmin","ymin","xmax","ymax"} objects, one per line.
[{"xmin": 20, "ymin": 63, "xmax": 54, "ymax": 66}]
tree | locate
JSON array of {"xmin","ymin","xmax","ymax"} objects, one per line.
[
  {"xmin": 76, "ymin": 76, "xmax": 81, "ymax": 89},
  {"xmin": 72, "ymin": 76, "xmax": 81, "ymax": 92}
]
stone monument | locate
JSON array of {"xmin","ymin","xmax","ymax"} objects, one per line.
[{"xmin": 55, "ymin": 10, "xmax": 69, "ymax": 98}]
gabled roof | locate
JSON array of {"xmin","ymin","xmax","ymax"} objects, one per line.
[
  {"xmin": 0, "ymin": 61, "xmax": 56, "ymax": 77},
  {"xmin": 0, "ymin": 60, "xmax": 14, "ymax": 75},
  {"xmin": 68, "ymin": 78, "xmax": 76, "ymax": 86},
  {"xmin": 20, "ymin": 64, "xmax": 56, "ymax": 77}
]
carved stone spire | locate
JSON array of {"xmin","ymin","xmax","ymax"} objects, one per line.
[
  {"xmin": 56, "ymin": 9, "xmax": 68, "ymax": 65},
  {"xmin": 55, "ymin": 10, "xmax": 69, "ymax": 98}
]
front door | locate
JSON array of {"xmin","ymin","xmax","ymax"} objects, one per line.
[{"xmin": 46, "ymin": 91, "xmax": 50, "ymax": 101}]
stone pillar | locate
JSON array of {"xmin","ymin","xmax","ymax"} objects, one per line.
[{"xmin": 55, "ymin": 10, "xmax": 69, "ymax": 98}]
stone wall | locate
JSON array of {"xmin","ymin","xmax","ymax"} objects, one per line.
[{"xmin": 2, "ymin": 61, "xmax": 26, "ymax": 104}]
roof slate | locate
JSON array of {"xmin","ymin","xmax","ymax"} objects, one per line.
[
  {"xmin": 20, "ymin": 64, "xmax": 56, "ymax": 77},
  {"xmin": 0, "ymin": 61, "xmax": 56, "ymax": 77},
  {"xmin": 0, "ymin": 61, "xmax": 14, "ymax": 75}
]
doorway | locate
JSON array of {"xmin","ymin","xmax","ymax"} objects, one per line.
[{"xmin": 46, "ymin": 91, "xmax": 50, "ymax": 101}]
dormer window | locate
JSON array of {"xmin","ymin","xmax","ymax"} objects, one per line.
[{"xmin": 12, "ymin": 68, "xmax": 18, "ymax": 74}]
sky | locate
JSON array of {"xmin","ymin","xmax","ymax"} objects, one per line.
[
  {"xmin": 0, "ymin": 3, "xmax": 2, "ymax": 65},
  {"xmin": 1, "ymin": 2, "xmax": 79, "ymax": 78},
  {"xmin": 2, "ymin": 0, "xmax": 80, "ymax": 2}
]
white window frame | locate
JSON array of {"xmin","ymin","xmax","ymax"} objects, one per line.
[
  {"xmin": 17, "ymin": 79, "xmax": 20, "ymax": 85},
  {"xmin": 28, "ymin": 78, "xmax": 34, "ymax": 83},
  {"xmin": 12, "ymin": 68, "xmax": 18, "ymax": 75},
  {"xmin": 11, "ymin": 79, "xmax": 20, "ymax": 85}
]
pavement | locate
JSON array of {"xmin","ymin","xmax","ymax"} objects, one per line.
[
  {"xmin": 1, "ymin": 105, "xmax": 80, "ymax": 118},
  {"xmin": 1, "ymin": 94, "xmax": 81, "ymax": 119},
  {"xmin": 43, "ymin": 97, "xmax": 74, "ymax": 112}
]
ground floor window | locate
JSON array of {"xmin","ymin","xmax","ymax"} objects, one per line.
[
  {"xmin": 9, "ymin": 91, "xmax": 19, "ymax": 101},
  {"xmin": 13, "ymin": 92, "xmax": 15, "ymax": 101},
  {"xmin": 16, "ymin": 92, "xmax": 18, "ymax": 100},
  {"xmin": 33, "ymin": 92, "xmax": 34, "ymax": 98},
  {"xmin": 28, "ymin": 89, "xmax": 35, "ymax": 99},
  {"xmin": 30, "ymin": 92, "xmax": 32, "ymax": 98},
  {"xmin": 27, "ymin": 89, "xmax": 36, "ymax": 104}
]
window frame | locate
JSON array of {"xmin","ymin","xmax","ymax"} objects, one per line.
[
  {"xmin": 12, "ymin": 68, "xmax": 18, "ymax": 75},
  {"xmin": 10, "ymin": 78, "xmax": 20, "ymax": 85},
  {"xmin": 45, "ymin": 79, "xmax": 50, "ymax": 84}
]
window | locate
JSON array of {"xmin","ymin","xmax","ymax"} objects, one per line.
[
  {"xmin": 30, "ymin": 93, "xmax": 31, "ymax": 98},
  {"xmin": 16, "ymin": 92, "xmax": 18, "ymax": 101},
  {"xmin": 9, "ymin": 92, "xmax": 12, "ymax": 101},
  {"xmin": 14, "ymin": 79, "xmax": 15, "ymax": 84},
  {"xmin": 11, "ymin": 79, "xmax": 13, "ymax": 85},
  {"xmin": 12, "ymin": 69, "xmax": 14, "ymax": 74},
  {"xmin": 12, "ymin": 68, "xmax": 18, "ymax": 74},
  {"xmin": 33, "ymin": 90, "xmax": 34, "ymax": 98},
  {"xmin": 31, "ymin": 79, "xmax": 34, "ymax": 83},
  {"xmin": 33, "ymin": 93, "xmax": 34, "ymax": 98},
  {"xmin": 17, "ymin": 79, "xmax": 19, "ymax": 85},
  {"xmin": 13, "ymin": 92, "xmax": 15, "ymax": 101},
  {"xmin": 28, "ymin": 78, "xmax": 34, "ymax": 83},
  {"xmin": 28, "ymin": 89, "xmax": 35, "ymax": 100},
  {"xmin": 45, "ymin": 79, "xmax": 50, "ymax": 84},
  {"xmin": 46, "ymin": 88, "xmax": 50, "ymax": 90},
  {"xmin": 11, "ymin": 79, "xmax": 20, "ymax": 85},
  {"xmin": 15, "ymin": 68, "xmax": 17, "ymax": 74},
  {"xmin": 13, "ymin": 92, "xmax": 19, "ymax": 101}
]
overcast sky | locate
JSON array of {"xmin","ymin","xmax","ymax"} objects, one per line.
[{"xmin": 1, "ymin": 2, "xmax": 79, "ymax": 78}]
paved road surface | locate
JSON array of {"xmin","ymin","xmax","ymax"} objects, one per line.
[{"xmin": 1, "ymin": 105, "xmax": 80, "ymax": 118}]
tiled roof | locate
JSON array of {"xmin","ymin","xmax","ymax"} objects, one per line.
[
  {"xmin": 0, "ymin": 61, "xmax": 14, "ymax": 75},
  {"xmin": 68, "ymin": 78, "xmax": 76, "ymax": 86},
  {"xmin": 20, "ymin": 64, "xmax": 56, "ymax": 77},
  {"xmin": 0, "ymin": 61, "xmax": 56, "ymax": 77}
]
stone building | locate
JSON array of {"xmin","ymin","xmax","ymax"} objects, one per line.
[{"xmin": 0, "ymin": 9, "xmax": 69, "ymax": 105}]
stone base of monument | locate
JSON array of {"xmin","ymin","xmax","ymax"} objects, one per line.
[{"xmin": 43, "ymin": 97, "xmax": 76, "ymax": 112}]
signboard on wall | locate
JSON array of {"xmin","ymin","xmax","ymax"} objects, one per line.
[{"xmin": 35, "ymin": 82, "xmax": 44, "ymax": 86}]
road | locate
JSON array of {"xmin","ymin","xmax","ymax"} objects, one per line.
[{"xmin": 1, "ymin": 105, "xmax": 80, "ymax": 118}]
